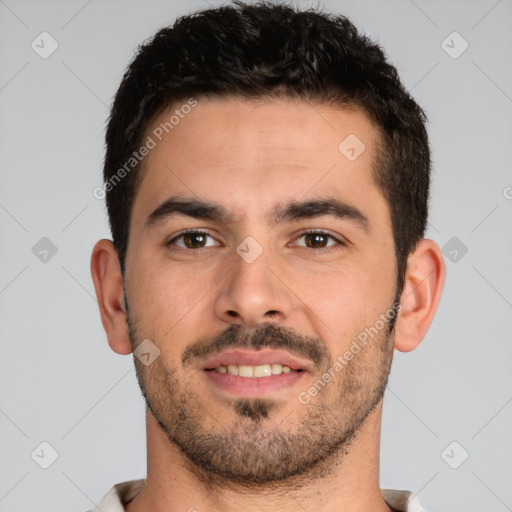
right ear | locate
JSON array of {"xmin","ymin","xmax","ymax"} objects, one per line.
[{"xmin": 90, "ymin": 239, "xmax": 133, "ymax": 355}]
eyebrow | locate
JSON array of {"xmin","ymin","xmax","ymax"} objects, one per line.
[{"xmin": 145, "ymin": 195, "xmax": 370, "ymax": 233}]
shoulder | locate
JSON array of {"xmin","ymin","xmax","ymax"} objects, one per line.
[
  {"xmin": 86, "ymin": 479, "xmax": 146, "ymax": 512},
  {"xmin": 381, "ymin": 488, "xmax": 428, "ymax": 512}
]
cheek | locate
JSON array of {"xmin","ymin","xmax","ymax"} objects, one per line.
[
  {"xmin": 292, "ymin": 256, "xmax": 395, "ymax": 348},
  {"xmin": 132, "ymin": 259, "xmax": 217, "ymax": 335},
  {"xmin": 296, "ymin": 270, "xmax": 364, "ymax": 322}
]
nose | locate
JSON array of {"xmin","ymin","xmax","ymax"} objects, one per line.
[{"xmin": 212, "ymin": 246, "xmax": 294, "ymax": 328}]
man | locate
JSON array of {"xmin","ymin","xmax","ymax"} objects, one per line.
[{"xmin": 90, "ymin": 1, "xmax": 445, "ymax": 510}]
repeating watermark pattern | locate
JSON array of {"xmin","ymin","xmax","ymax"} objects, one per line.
[
  {"xmin": 441, "ymin": 441, "xmax": 469, "ymax": 469},
  {"xmin": 0, "ymin": 3, "xmax": 509, "ymax": 510},
  {"xmin": 32, "ymin": 237, "xmax": 58, "ymax": 263},
  {"xmin": 338, "ymin": 134, "xmax": 366, "ymax": 162},
  {"xmin": 31, "ymin": 31, "xmax": 59, "ymax": 59},
  {"xmin": 441, "ymin": 31, "xmax": 469, "ymax": 59},
  {"xmin": 31, "ymin": 441, "xmax": 59, "ymax": 469},
  {"xmin": 134, "ymin": 339, "xmax": 161, "ymax": 366},
  {"xmin": 236, "ymin": 236, "xmax": 264, "ymax": 263},
  {"xmin": 442, "ymin": 236, "xmax": 468, "ymax": 263},
  {"xmin": 93, "ymin": 98, "xmax": 198, "ymax": 200},
  {"xmin": 297, "ymin": 303, "xmax": 402, "ymax": 405}
]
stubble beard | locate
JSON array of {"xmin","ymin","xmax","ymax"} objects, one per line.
[{"xmin": 126, "ymin": 307, "xmax": 396, "ymax": 490}]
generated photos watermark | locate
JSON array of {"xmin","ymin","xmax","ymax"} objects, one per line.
[
  {"xmin": 297, "ymin": 302, "xmax": 402, "ymax": 405},
  {"xmin": 93, "ymin": 97, "xmax": 198, "ymax": 200}
]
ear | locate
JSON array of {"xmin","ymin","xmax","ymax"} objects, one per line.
[
  {"xmin": 394, "ymin": 239, "xmax": 446, "ymax": 352},
  {"xmin": 90, "ymin": 239, "xmax": 133, "ymax": 355}
]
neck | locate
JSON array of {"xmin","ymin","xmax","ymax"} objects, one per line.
[{"xmin": 126, "ymin": 401, "xmax": 392, "ymax": 512}]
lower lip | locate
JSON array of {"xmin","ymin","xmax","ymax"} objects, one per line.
[{"xmin": 203, "ymin": 370, "xmax": 306, "ymax": 396}]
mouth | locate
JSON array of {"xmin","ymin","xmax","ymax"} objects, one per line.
[
  {"xmin": 201, "ymin": 348, "xmax": 311, "ymax": 371},
  {"xmin": 204, "ymin": 363, "xmax": 304, "ymax": 377},
  {"xmin": 201, "ymin": 349, "xmax": 310, "ymax": 396}
]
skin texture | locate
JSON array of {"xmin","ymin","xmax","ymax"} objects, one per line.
[{"xmin": 91, "ymin": 97, "xmax": 445, "ymax": 512}]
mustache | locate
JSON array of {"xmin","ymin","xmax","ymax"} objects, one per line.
[{"xmin": 181, "ymin": 323, "xmax": 328, "ymax": 371}]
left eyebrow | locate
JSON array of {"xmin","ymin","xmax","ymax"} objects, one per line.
[
  {"xmin": 269, "ymin": 197, "xmax": 370, "ymax": 233},
  {"xmin": 144, "ymin": 195, "xmax": 370, "ymax": 234}
]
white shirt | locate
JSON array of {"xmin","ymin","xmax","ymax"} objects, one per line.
[{"xmin": 88, "ymin": 479, "xmax": 428, "ymax": 511}]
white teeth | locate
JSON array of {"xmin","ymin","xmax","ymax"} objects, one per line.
[
  {"xmin": 238, "ymin": 365, "xmax": 254, "ymax": 377},
  {"xmin": 227, "ymin": 365, "xmax": 239, "ymax": 376},
  {"xmin": 253, "ymin": 365, "xmax": 272, "ymax": 377},
  {"xmin": 271, "ymin": 363, "xmax": 282, "ymax": 374},
  {"xmin": 215, "ymin": 364, "xmax": 294, "ymax": 377}
]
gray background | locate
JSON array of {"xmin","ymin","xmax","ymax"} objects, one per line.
[{"xmin": 0, "ymin": 0, "xmax": 511, "ymax": 511}]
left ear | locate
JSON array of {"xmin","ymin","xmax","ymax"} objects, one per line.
[{"xmin": 394, "ymin": 239, "xmax": 446, "ymax": 352}]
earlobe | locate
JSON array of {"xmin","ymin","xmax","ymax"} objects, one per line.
[
  {"xmin": 90, "ymin": 239, "xmax": 133, "ymax": 355},
  {"xmin": 394, "ymin": 239, "xmax": 446, "ymax": 353}
]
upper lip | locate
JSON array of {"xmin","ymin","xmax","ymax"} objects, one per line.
[{"xmin": 201, "ymin": 349, "xmax": 313, "ymax": 372}]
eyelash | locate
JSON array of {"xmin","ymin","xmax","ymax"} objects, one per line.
[{"xmin": 166, "ymin": 228, "xmax": 346, "ymax": 255}]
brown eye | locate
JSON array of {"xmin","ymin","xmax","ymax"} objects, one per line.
[
  {"xmin": 295, "ymin": 231, "xmax": 343, "ymax": 250},
  {"xmin": 303, "ymin": 233, "xmax": 330, "ymax": 248},
  {"xmin": 182, "ymin": 233, "xmax": 207, "ymax": 248},
  {"xmin": 167, "ymin": 230, "xmax": 218, "ymax": 250}
]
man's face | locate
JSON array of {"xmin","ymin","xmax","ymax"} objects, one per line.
[{"xmin": 124, "ymin": 97, "xmax": 398, "ymax": 485}]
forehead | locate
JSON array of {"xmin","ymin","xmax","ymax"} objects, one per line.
[
  {"xmin": 146, "ymin": 96, "xmax": 378, "ymax": 165},
  {"xmin": 130, "ymin": 96, "xmax": 387, "ymax": 233}
]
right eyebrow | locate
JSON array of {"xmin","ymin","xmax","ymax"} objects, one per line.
[{"xmin": 145, "ymin": 196, "xmax": 234, "ymax": 229}]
